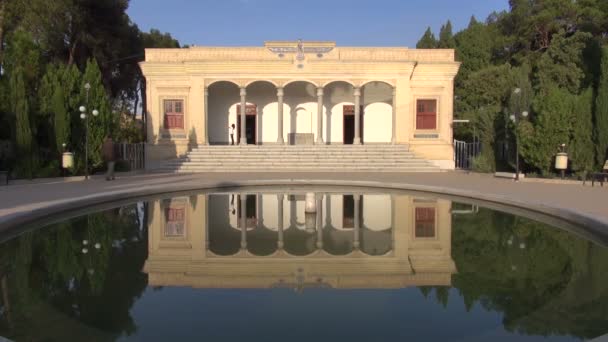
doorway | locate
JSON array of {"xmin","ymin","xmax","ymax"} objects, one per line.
[
  {"xmin": 343, "ymin": 105, "xmax": 363, "ymax": 144},
  {"xmin": 237, "ymin": 104, "xmax": 257, "ymax": 144}
]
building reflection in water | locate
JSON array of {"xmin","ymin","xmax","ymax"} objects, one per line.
[{"xmin": 144, "ymin": 192, "xmax": 456, "ymax": 289}]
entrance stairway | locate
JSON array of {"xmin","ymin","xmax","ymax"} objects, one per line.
[{"xmin": 158, "ymin": 145, "xmax": 441, "ymax": 173}]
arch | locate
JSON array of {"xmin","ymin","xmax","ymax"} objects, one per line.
[
  {"xmin": 283, "ymin": 79, "xmax": 320, "ymax": 88},
  {"xmin": 360, "ymin": 80, "xmax": 395, "ymax": 88},
  {"xmin": 247, "ymin": 226, "xmax": 278, "ymax": 256},
  {"xmin": 207, "ymin": 81, "xmax": 241, "ymax": 144},
  {"xmin": 207, "ymin": 79, "xmax": 241, "ymax": 88},
  {"xmin": 360, "ymin": 228, "xmax": 392, "ymax": 256},
  {"xmin": 322, "ymin": 227, "xmax": 354, "ymax": 255},
  {"xmin": 245, "ymin": 79, "xmax": 278, "ymax": 89},
  {"xmin": 208, "ymin": 223, "xmax": 242, "ymax": 256},
  {"xmin": 283, "ymin": 227, "xmax": 317, "ymax": 256},
  {"xmin": 323, "ymin": 80, "xmax": 357, "ymax": 88}
]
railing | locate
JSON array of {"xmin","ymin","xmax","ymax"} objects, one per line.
[
  {"xmin": 454, "ymin": 139, "xmax": 481, "ymax": 170},
  {"xmin": 115, "ymin": 143, "xmax": 145, "ymax": 170}
]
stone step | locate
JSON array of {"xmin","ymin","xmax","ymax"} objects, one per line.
[
  {"xmin": 191, "ymin": 145, "xmax": 409, "ymax": 149},
  {"xmin": 158, "ymin": 144, "xmax": 439, "ymax": 173},
  {"xmin": 169, "ymin": 156, "xmax": 427, "ymax": 161},
  {"xmin": 170, "ymin": 159, "xmax": 431, "ymax": 164},
  {"xmin": 161, "ymin": 167, "xmax": 440, "ymax": 173},
  {"xmin": 190, "ymin": 148, "xmax": 411, "ymax": 153}
]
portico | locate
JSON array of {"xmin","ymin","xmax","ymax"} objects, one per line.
[{"xmin": 141, "ymin": 40, "xmax": 460, "ymax": 170}]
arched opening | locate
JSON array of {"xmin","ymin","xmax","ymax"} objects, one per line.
[
  {"xmin": 207, "ymin": 81, "xmax": 240, "ymax": 145},
  {"xmin": 323, "ymin": 81, "xmax": 356, "ymax": 144},
  {"xmin": 243, "ymin": 81, "xmax": 276, "ymax": 144},
  {"xmin": 361, "ymin": 81, "xmax": 394, "ymax": 143},
  {"xmin": 207, "ymin": 194, "xmax": 241, "ymax": 255},
  {"xmin": 283, "ymin": 81, "xmax": 318, "ymax": 145}
]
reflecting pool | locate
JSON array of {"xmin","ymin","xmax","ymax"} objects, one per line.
[{"xmin": 0, "ymin": 188, "xmax": 607, "ymax": 341}]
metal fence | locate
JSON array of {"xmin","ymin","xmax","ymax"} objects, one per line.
[
  {"xmin": 115, "ymin": 143, "xmax": 145, "ymax": 170},
  {"xmin": 454, "ymin": 139, "xmax": 481, "ymax": 170}
]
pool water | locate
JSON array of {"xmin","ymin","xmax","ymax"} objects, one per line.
[{"xmin": 0, "ymin": 189, "xmax": 606, "ymax": 341}]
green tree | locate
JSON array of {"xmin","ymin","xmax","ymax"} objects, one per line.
[
  {"xmin": 535, "ymin": 31, "xmax": 592, "ymax": 94},
  {"xmin": 457, "ymin": 64, "xmax": 513, "ymax": 171},
  {"xmin": 52, "ymin": 85, "xmax": 69, "ymax": 155},
  {"xmin": 438, "ymin": 20, "xmax": 455, "ymax": 48},
  {"xmin": 519, "ymin": 87, "xmax": 574, "ymax": 174},
  {"xmin": 570, "ymin": 88, "xmax": 595, "ymax": 173},
  {"xmin": 416, "ymin": 27, "xmax": 438, "ymax": 49},
  {"xmin": 80, "ymin": 59, "xmax": 113, "ymax": 171},
  {"xmin": 595, "ymin": 46, "xmax": 608, "ymax": 167},
  {"xmin": 11, "ymin": 67, "xmax": 34, "ymax": 178}
]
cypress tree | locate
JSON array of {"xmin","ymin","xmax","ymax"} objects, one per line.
[
  {"xmin": 416, "ymin": 27, "xmax": 438, "ymax": 49},
  {"xmin": 595, "ymin": 46, "xmax": 608, "ymax": 167},
  {"xmin": 570, "ymin": 88, "xmax": 595, "ymax": 173},
  {"xmin": 10, "ymin": 67, "xmax": 34, "ymax": 178},
  {"xmin": 438, "ymin": 20, "xmax": 456, "ymax": 48},
  {"xmin": 81, "ymin": 58, "xmax": 112, "ymax": 171},
  {"xmin": 468, "ymin": 15, "xmax": 478, "ymax": 29},
  {"xmin": 52, "ymin": 85, "xmax": 69, "ymax": 155},
  {"xmin": 519, "ymin": 87, "xmax": 574, "ymax": 175}
]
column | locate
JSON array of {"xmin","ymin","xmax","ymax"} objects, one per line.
[
  {"xmin": 277, "ymin": 194, "xmax": 284, "ymax": 249},
  {"xmin": 354, "ymin": 87, "xmax": 362, "ymax": 145},
  {"xmin": 316, "ymin": 194, "xmax": 323, "ymax": 249},
  {"xmin": 277, "ymin": 87, "xmax": 284, "ymax": 144},
  {"xmin": 204, "ymin": 87, "xmax": 209, "ymax": 145},
  {"xmin": 239, "ymin": 87, "xmax": 247, "ymax": 145},
  {"xmin": 316, "ymin": 87, "xmax": 324, "ymax": 144},
  {"xmin": 353, "ymin": 194, "xmax": 361, "ymax": 249},
  {"xmin": 240, "ymin": 195, "xmax": 247, "ymax": 249},
  {"xmin": 257, "ymin": 194, "xmax": 263, "ymax": 229},
  {"xmin": 391, "ymin": 87, "xmax": 397, "ymax": 144}
]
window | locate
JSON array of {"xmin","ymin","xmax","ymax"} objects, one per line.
[
  {"xmin": 342, "ymin": 105, "xmax": 363, "ymax": 115},
  {"xmin": 416, "ymin": 99, "xmax": 437, "ymax": 130},
  {"xmin": 415, "ymin": 207, "xmax": 436, "ymax": 238},
  {"xmin": 164, "ymin": 207, "xmax": 185, "ymax": 237},
  {"xmin": 236, "ymin": 104, "xmax": 257, "ymax": 115},
  {"xmin": 164, "ymin": 99, "xmax": 184, "ymax": 129}
]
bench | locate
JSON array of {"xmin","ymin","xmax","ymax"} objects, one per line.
[{"xmin": 584, "ymin": 161, "xmax": 608, "ymax": 187}]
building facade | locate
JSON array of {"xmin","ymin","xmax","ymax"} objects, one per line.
[
  {"xmin": 141, "ymin": 40, "xmax": 460, "ymax": 169},
  {"xmin": 144, "ymin": 192, "xmax": 456, "ymax": 289}
]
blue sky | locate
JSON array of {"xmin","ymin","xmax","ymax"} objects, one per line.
[{"xmin": 127, "ymin": 0, "xmax": 509, "ymax": 47}]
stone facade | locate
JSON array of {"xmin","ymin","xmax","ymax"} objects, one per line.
[{"xmin": 140, "ymin": 41, "xmax": 460, "ymax": 169}]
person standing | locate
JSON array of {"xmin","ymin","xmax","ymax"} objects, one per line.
[
  {"xmin": 102, "ymin": 136, "xmax": 115, "ymax": 181},
  {"xmin": 229, "ymin": 123, "xmax": 235, "ymax": 145}
]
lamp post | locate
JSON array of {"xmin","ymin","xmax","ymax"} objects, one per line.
[
  {"xmin": 510, "ymin": 88, "xmax": 528, "ymax": 182},
  {"xmin": 80, "ymin": 83, "xmax": 99, "ymax": 180}
]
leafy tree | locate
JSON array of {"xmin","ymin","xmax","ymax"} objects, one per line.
[
  {"xmin": 416, "ymin": 27, "xmax": 437, "ymax": 49},
  {"xmin": 595, "ymin": 46, "xmax": 608, "ymax": 167},
  {"xmin": 457, "ymin": 64, "xmax": 513, "ymax": 170},
  {"xmin": 438, "ymin": 20, "xmax": 455, "ymax": 48},
  {"xmin": 535, "ymin": 31, "xmax": 592, "ymax": 94},
  {"xmin": 519, "ymin": 87, "xmax": 574, "ymax": 174}
]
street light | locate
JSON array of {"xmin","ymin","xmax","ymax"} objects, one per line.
[
  {"xmin": 80, "ymin": 83, "xmax": 99, "ymax": 180},
  {"xmin": 510, "ymin": 87, "xmax": 528, "ymax": 181}
]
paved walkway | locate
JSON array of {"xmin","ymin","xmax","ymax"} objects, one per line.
[{"xmin": 1, "ymin": 172, "xmax": 607, "ymax": 240}]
